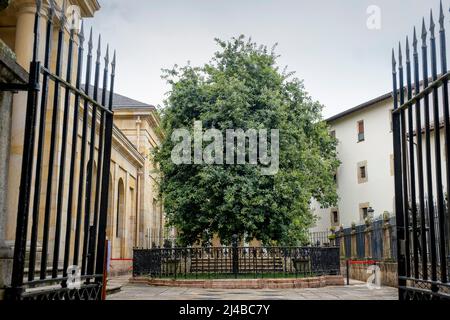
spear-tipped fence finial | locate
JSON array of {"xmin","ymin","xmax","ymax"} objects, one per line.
[
  {"xmin": 79, "ymin": 21, "xmax": 85, "ymax": 45},
  {"xmin": 96, "ymin": 34, "xmax": 102, "ymax": 61},
  {"xmin": 112, "ymin": 50, "xmax": 116, "ymax": 76},
  {"xmin": 392, "ymin": 48, "xmax": 396, "ymax": 73},
  {"xmin": 406, "ymin": 36, "xmax": 410, "ymax": 62},
  {"xmin": 430, "ymin": 9, "xmax": 436, "ymax": 38},
  {"xmin": 398, "ymin": 42, "xmax": 403, "ymax": 67},
  {"xmin": 413, "ymin": 27, "xmax": 418, "ymax": 53},
  {"xmin": 105, "ymin": 44, "xmax": 110, "ymax": 66},
  {"xmin": 88, "ymin": 27, "xmax": 93, "ymax": 52},
  {"xmin": 422, "ymin": 18, "xmax": 428, "ymax": 45},
  {"xmin": 439, "ymin": 0, "xmax": 445, "ymax": 30}
]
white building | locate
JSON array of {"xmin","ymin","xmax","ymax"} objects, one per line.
[
  {"xmin": 311, "ymin": 84, "xmax": 450, "ymax": 233},
  {"xmin": 310, "ymin": 92, "xmax": 395, "ymax": 232}
]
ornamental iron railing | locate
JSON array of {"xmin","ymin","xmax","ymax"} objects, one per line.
[
  {"xmin": 133, "ymin": 246, "xmax": 340, "ymax": 279},
  {"xmin": 391, "ymin": 1, "xmax": 450, "ymax": 300},
  {"xmin": 0, "ymin": 0, "xmax": 116, "ymax": 300}
]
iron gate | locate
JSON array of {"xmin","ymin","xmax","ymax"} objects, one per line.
[
  {"xmin": 392, "ymin": 2, "xmax": 450, "ymax": 300},
  {"xmin": 2, "ymin": 0, "xmax": 116, "ymax": 300}
]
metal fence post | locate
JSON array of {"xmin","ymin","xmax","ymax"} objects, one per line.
[
  {"xmin": 346, "ymin": 259, "xmax": 350, "ymax": 285},
  {"xmin": 232, "ymin": 234, "xmax": 239, "ymax": 278}
]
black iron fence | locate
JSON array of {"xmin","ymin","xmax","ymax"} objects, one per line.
[
  {"xmin": 308, "ymin": 231, "xmax": 334, "ymax": 247},
  {"xmin": 2, "ymin": 0, "xmax": 116, "ymax": 300},
  {"xmin": 392, "ymin": 2, "xmax": 450, "ymax": 299},
  {"xmin": 133, "ymin": 246, "xmax": 340, "ymax": 279}
]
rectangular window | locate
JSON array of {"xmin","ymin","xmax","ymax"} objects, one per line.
[
  {"xmin": 357, "ymin": 120, "xmax": 365, "ymax": 142},
  {"xmin": 357, "ymin": 161, "xmax": 368, "ymax": 184},
  {"xmin": 330, "ymin": 130, "xmax": 336, "ymax": 139},
  {"xmin": 362, "ymin": 207, "xmax": 368, "ymax": 220},
  {"xmin": 333, "ymin": 211, "xmax": 339, "ymax": 223},
  {"xmin": 360, "ymin": 166, "xmax": 366, "ymax": 179},
  {"xmin": 359, "ymin": 203, "xmax": 370, "ymax": 222},
  {"xmin": 331, "ymin": 209, "xmax": 339, "ymax": 226}
]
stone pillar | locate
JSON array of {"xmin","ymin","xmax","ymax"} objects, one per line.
[
  {"xmin": 364, "ymin": 223, "xmax": 373, "ymax": 259},
  {"xmin": 350, "ymin": 226, "xmax": 357, "ymax": 259},
  {"xmin": 338, "ymin": 226, "xmax": 345, "ymax": 259},
  {"xmin": 383, "ymin": 216, "xmax": 392, "ymax": 260}
]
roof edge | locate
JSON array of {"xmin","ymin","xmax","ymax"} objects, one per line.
[{"xmin": 326, "ymin": 91, "xmax": 392, "ymax": 123}]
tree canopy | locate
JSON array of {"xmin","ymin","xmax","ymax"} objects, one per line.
[{"xmin": 154, "ymin": 35, "xmax": 339, "ymax": 246}]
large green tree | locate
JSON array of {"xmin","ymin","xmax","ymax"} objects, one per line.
[{"xmin": 154, "ymin": 36, "xmax": 339, "ymax": 246}]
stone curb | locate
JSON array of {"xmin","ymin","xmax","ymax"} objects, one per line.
[{"xmin": 129, "ymin": 275, "xmax": 344, "ymax": 289}]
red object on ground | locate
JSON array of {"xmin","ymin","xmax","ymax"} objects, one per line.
[{"xmin": 349, "ymin": 260, "xmax": 378, "ymax": 265}]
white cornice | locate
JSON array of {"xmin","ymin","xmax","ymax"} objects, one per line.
[{"xmin": 112, "ymin": 125, "xmax": 145, "ymax": 168}]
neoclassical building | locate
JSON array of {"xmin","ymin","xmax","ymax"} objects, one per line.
[{"xmin": 0, "ymin": 0, "xmax": 166, "ymax": 279}]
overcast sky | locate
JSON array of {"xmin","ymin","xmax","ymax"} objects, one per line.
[{"xmin": 84, "ymin": 0, "xmax": 448, "ymax": 118}]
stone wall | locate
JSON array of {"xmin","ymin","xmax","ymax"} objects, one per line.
[
  {"xmin": 340, "ymin": 260, "xmax": 398, "ymax": 287},
  {"xmin": 335, "ymin": 215, "xmax": 398, "ymax": 288}
]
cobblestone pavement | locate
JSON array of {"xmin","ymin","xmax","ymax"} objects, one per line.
[{"xmin": 107, "ymin": 280, "xmax": 398, "ymax": 300}]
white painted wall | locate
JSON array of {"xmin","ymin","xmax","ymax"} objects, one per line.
[
  {"xmin": 311, "ymin": 91, "xmax": 450, "ymax": 232},
  {"xmin": 312, "ymin": 97, "xmax": 396, "ymax": 230}
]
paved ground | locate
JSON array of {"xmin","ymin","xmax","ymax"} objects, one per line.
[{"xmin": 107, "ymin": 278, "xmax": 398, "ymax": 300}]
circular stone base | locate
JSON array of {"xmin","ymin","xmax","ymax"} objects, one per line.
[{"xmin": 130, "ymin": 275, "xmax": 344, "ymax": 289}]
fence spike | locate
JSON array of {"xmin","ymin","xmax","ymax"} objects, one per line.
[
  {"xmin": 440, "ymin": 0, "xmax": 445, "ymax": 30},
  {"xmin": 422, "ymin": 18, "xmax": 428, "ymax": 45},
  {"xmin": 406, "ymin": 36, "xmax": 410, "ymax": 63},
  {"xmin": 88, "ymin": 27, "xmax": 93, "ymax": 52},
  {"xmin": 398, "ymin": 42, "xmax": 403, "ymax": 66},
  {"xmin": 430, "ymin": 10, "xmax": 436, "ymax": 39},
  {"xmin": 112, "ymin": 50, "xmax": 116, "ymax": 75},
  {"xmin": 96, "ymin": 34, "xmax": 102, "ymax": 61},
  {"xmin": 79, "ymin": 21, "xmax": 85, "ymax": 45},
  {"xmin": 392, "ymin": 48, "xmax": 396, "ymax": 72},
  {"xmin": 105, "ymin": 44, "xmax": 110, "ymax": 66},
  {"xmin": 413, "ymin": 27, "xmax": 418, "ymax": 53}
]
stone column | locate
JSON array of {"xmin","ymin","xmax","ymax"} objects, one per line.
[
  {"xmin": 383, "ymin": 216, "xmax": 392, "ymax": 260},
  {"xmin": 338, "ymin": 226, "xmax": 345, "ymax": 259},
  {"xmin": 364, "ymin": 223, "xmax": 373, "ymax": 259},
  {"xmin": 350, "ymin": 226, "xmax": 357, "ymax": 259}
]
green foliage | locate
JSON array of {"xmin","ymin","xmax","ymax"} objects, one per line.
[{"xmin": 154, "ymin": 35, "xmax": 339, "ymax": 246}]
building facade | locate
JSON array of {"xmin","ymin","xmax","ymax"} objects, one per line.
[
  {"xmin": 0, "ymin": 0, "xmax": 166, "ymax": 287},
  {"xmin": 311, "ymin": 86, "xmax": 449, "ymax": 233}
]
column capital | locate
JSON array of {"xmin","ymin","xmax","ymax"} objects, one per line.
[{"xmin": 11, "ymin": 0, "xmax": 38, "ymax": 15}]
